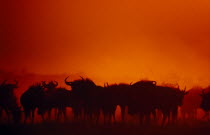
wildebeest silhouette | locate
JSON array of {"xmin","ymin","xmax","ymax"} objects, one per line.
[
  {"xmin": 155, "ymin": 85, "xmax": 188, "ymax": 125},
  {"xmin": 20, "ymin": 83, "xmax": 45, "ymax": 123},
  {"xmin": 127, "ymin": 80, "xmax": 157, "ymax": 124},
  {"xmin": 181, "ymin": 86, "xmax": 202, "ymax": 120},
  {"xmin": 65, "ymin": 76, "xmax": 102, "ymax": 122},
  {"xmin": 0, "ymin": 80, "xmax": 21, "ymax": 123},
  {"xmin": 38, "ymin": 81, "xmax": 72, "ymax": 121},
  {"xmin": 38, "ymin": 81, "xmax": 59, "ymax": 120},
  {"xmin": 112, "ymin": 83, "xmax": 132, "ymax": 122},
  {"xmin": 102, "ymin": 83, "xmax": 134, "ymax": 123},
  {"xmin": 101, "ymin": 83, "xmax": 118, "ymax": 123},
  {"xmin": 200, "ymin": 86, "xmax": 210, "ymax": 119}
]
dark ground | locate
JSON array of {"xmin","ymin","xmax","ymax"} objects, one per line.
[{"xmin": 1, "ymin": 120, "xmax": 210, "ymax": 135}]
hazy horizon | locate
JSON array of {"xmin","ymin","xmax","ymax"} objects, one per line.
[{"xmin": 1, "ymin": 0, "xmax": 210, "ymax": 89}]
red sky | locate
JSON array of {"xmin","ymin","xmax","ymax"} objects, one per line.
[{"xmin": 1, "ymin": 0, "xmax": 210, "ymax": 89}]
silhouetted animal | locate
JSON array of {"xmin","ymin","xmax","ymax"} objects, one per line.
[
  {"xmin": 113, "ymin": 83, "xmax": 132, "ymax": 122},
  {"xmin": 65, "ymin": 76, "xmax": 102, "ymax": 122},
  {"xmin": 20, "ymin": 83, "xmax": 45, "ymax": 123},
  {"xmin": 101, "ymin": 84, "xmax": 118, "ymax": 123},
  {"xmin": 102, "ymin": 83, "xmax": 133, "ymax": 123},
  {"xmin": 155, "ymin": 85, "xmax": 188, "ymax": 125},
  {"xmin": 0, "ymin": 80, "xmax": 21, "ymax": 123},
  {"xmin": 128, "ymin": 80, "xmax": 157, "ymax": 124},
  {"xmin": 38, "ymin": 86, "xmax": 72, "ymax": 121},
  {"xmin": 38, "ymin": 81, "xmax": 59, "ymax": 120},
  {"xmin": 200, "ymin": 87, "xmax": 210, "ymax": 119},
  {"xmin": 181, "ymin": 87, "xmax": 202, "ymax": 120}
]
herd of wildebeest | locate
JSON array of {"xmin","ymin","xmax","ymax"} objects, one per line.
[{"xmin": 1, "ymin": 76, "xmax": 210, "ymax": 125}]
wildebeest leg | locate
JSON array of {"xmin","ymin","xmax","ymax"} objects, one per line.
[
  {"xmin": 112, "ymin": 112, "xmax": 116, "ymax": 124},
  {"xmin": 5, "ymin": 109, "xmax": 11, "ymax": 123},
  {"xmin": 73, "ymin": 107, "xmax": 80, "ymax": 122},
  {"xmin": 152, "ymin": 110, "xmax": 157, "ymax": 123},
  {"xmin": 172, "ymin": 108, "xmax": 178, "ymax": 124},
  {"xmin": 62, "ymin": 107, "xmax": 67, "ymax": 121},
  {"xmin": 54, "ymin": 108, "xmax": 58, "ymax": 120},
  {"xmin": 162, "ymin": 110, "xmax": 169, "ymax": 126},
  {"xmin": 23, "ymin": 109, "xmax": 30, "ymax": 124},
  {"xmin": 31, "ymin": 108, "xmax": 36, "ymax": 123},
  {"xmin": 121, "ymin": 105, "xmax": 126, "ymax": 122},
  {"xmin": 48, "ymin": 109, "xmax": 52, "ymax": 120},
  {"xmin": 83, "ymin": 108, "xmax": 86, "ymax": 121},
  {"xmin": 161, "ymin": 114, "xmax": 167, "ymax": 126},
  {"xmin": 95, "ymin": 110, "xmax": 100, "ymax": 124},
  {"xmin": 56, "ymin": 108, "xmax": 61, "ymax": 121}
]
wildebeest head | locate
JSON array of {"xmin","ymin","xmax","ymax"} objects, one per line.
[
  {"xmin": 175, "ymin": 86, "xmax": 188, "ymax": 106},
  {"xmin": 200, "ymin": 89, "xmax": 210, "ymax": 112},
  {"xmin": 0, "ymin": 80, "xmax": 18, "ymax": 94},
  {"xmin": 5, "ymin": 80, "xmax": 18, "ymax": 89},
  {"xmin": 200, "ymin": 89, "xmax": 209, "ymax": 98},
  {"xmin": 42, "ymin": 81, "xmax": 58, "ymax": 90},
  {"xmin": 65, "ymin": 76, "xmax": 97, "ymax": 96},
  {"xmin": 28, "ymin": 83, "xmax": 45, "ymax": 95}
]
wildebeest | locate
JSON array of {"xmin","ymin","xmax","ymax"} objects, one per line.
[
  {"xmin": 65, "ymin": 76, "xmax": 102, "ymax": 122},
  {"xmin": 200, "ymin": 86, "xmax": 210, "ymax": 119},
  {"xmin": 38, "ymin": 81, "xmax": 59, "ymax": 120},
  {"xmin": 20, "ymin": 83, "xmax": 45, "ymax": 123},
  {"xmin": 127, "ymin": 80, "xmax": 157, "ymax": 124},
  {"xmin": 102, "ymin": 83, "xmax": 134, "ymax": 123},
  {"xmin": 155, "ymin": 85, "xmax": 188, "ymax": 125},
  {"xmin": 0, "ymin": 80, "xmax": 21, "ymax": 123},
  {"xmin": 112, "ymin": 83, "xmax": 132, "ymax": 122},
  {"xmin": 38, "ymin": 86, "xmax": 72, "ymax": 121},
  {"xmin": 101, "ymin": 84, "xmax": 118, "ymax": 123},
  {"xmin": 181, "ymin": 86, "xmax": 202, "ymax": 120}
]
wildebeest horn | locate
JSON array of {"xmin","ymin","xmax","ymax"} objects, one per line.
[
  {"xmin": 130, "ymin": 82, "xmax": 133, "ymax": 85},
  {"xmin": 54, "ymin": 81, "xmax": 58, "ymax": 87},
  {"xmin": 106, "ymin": 82, "xmax": 109, "ymax": 87},
  {"xmin": 65, "ymin": 76, "xmax": 72, "ymax": 85},
  {"xmin": 80, "ymin": 76, "xmax": 84, "ymax": 80},
  {"xmin": 184, "ymin": 86, "xmax": 186, "ymax": 91},
  {"xmin": 177, "ymin": 84, "xmax": 180, "ymax": 89}
]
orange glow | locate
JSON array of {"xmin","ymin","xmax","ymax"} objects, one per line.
[{"xmin": 1, "ymin": 0, "xmax": 210, "ymax": 90}]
